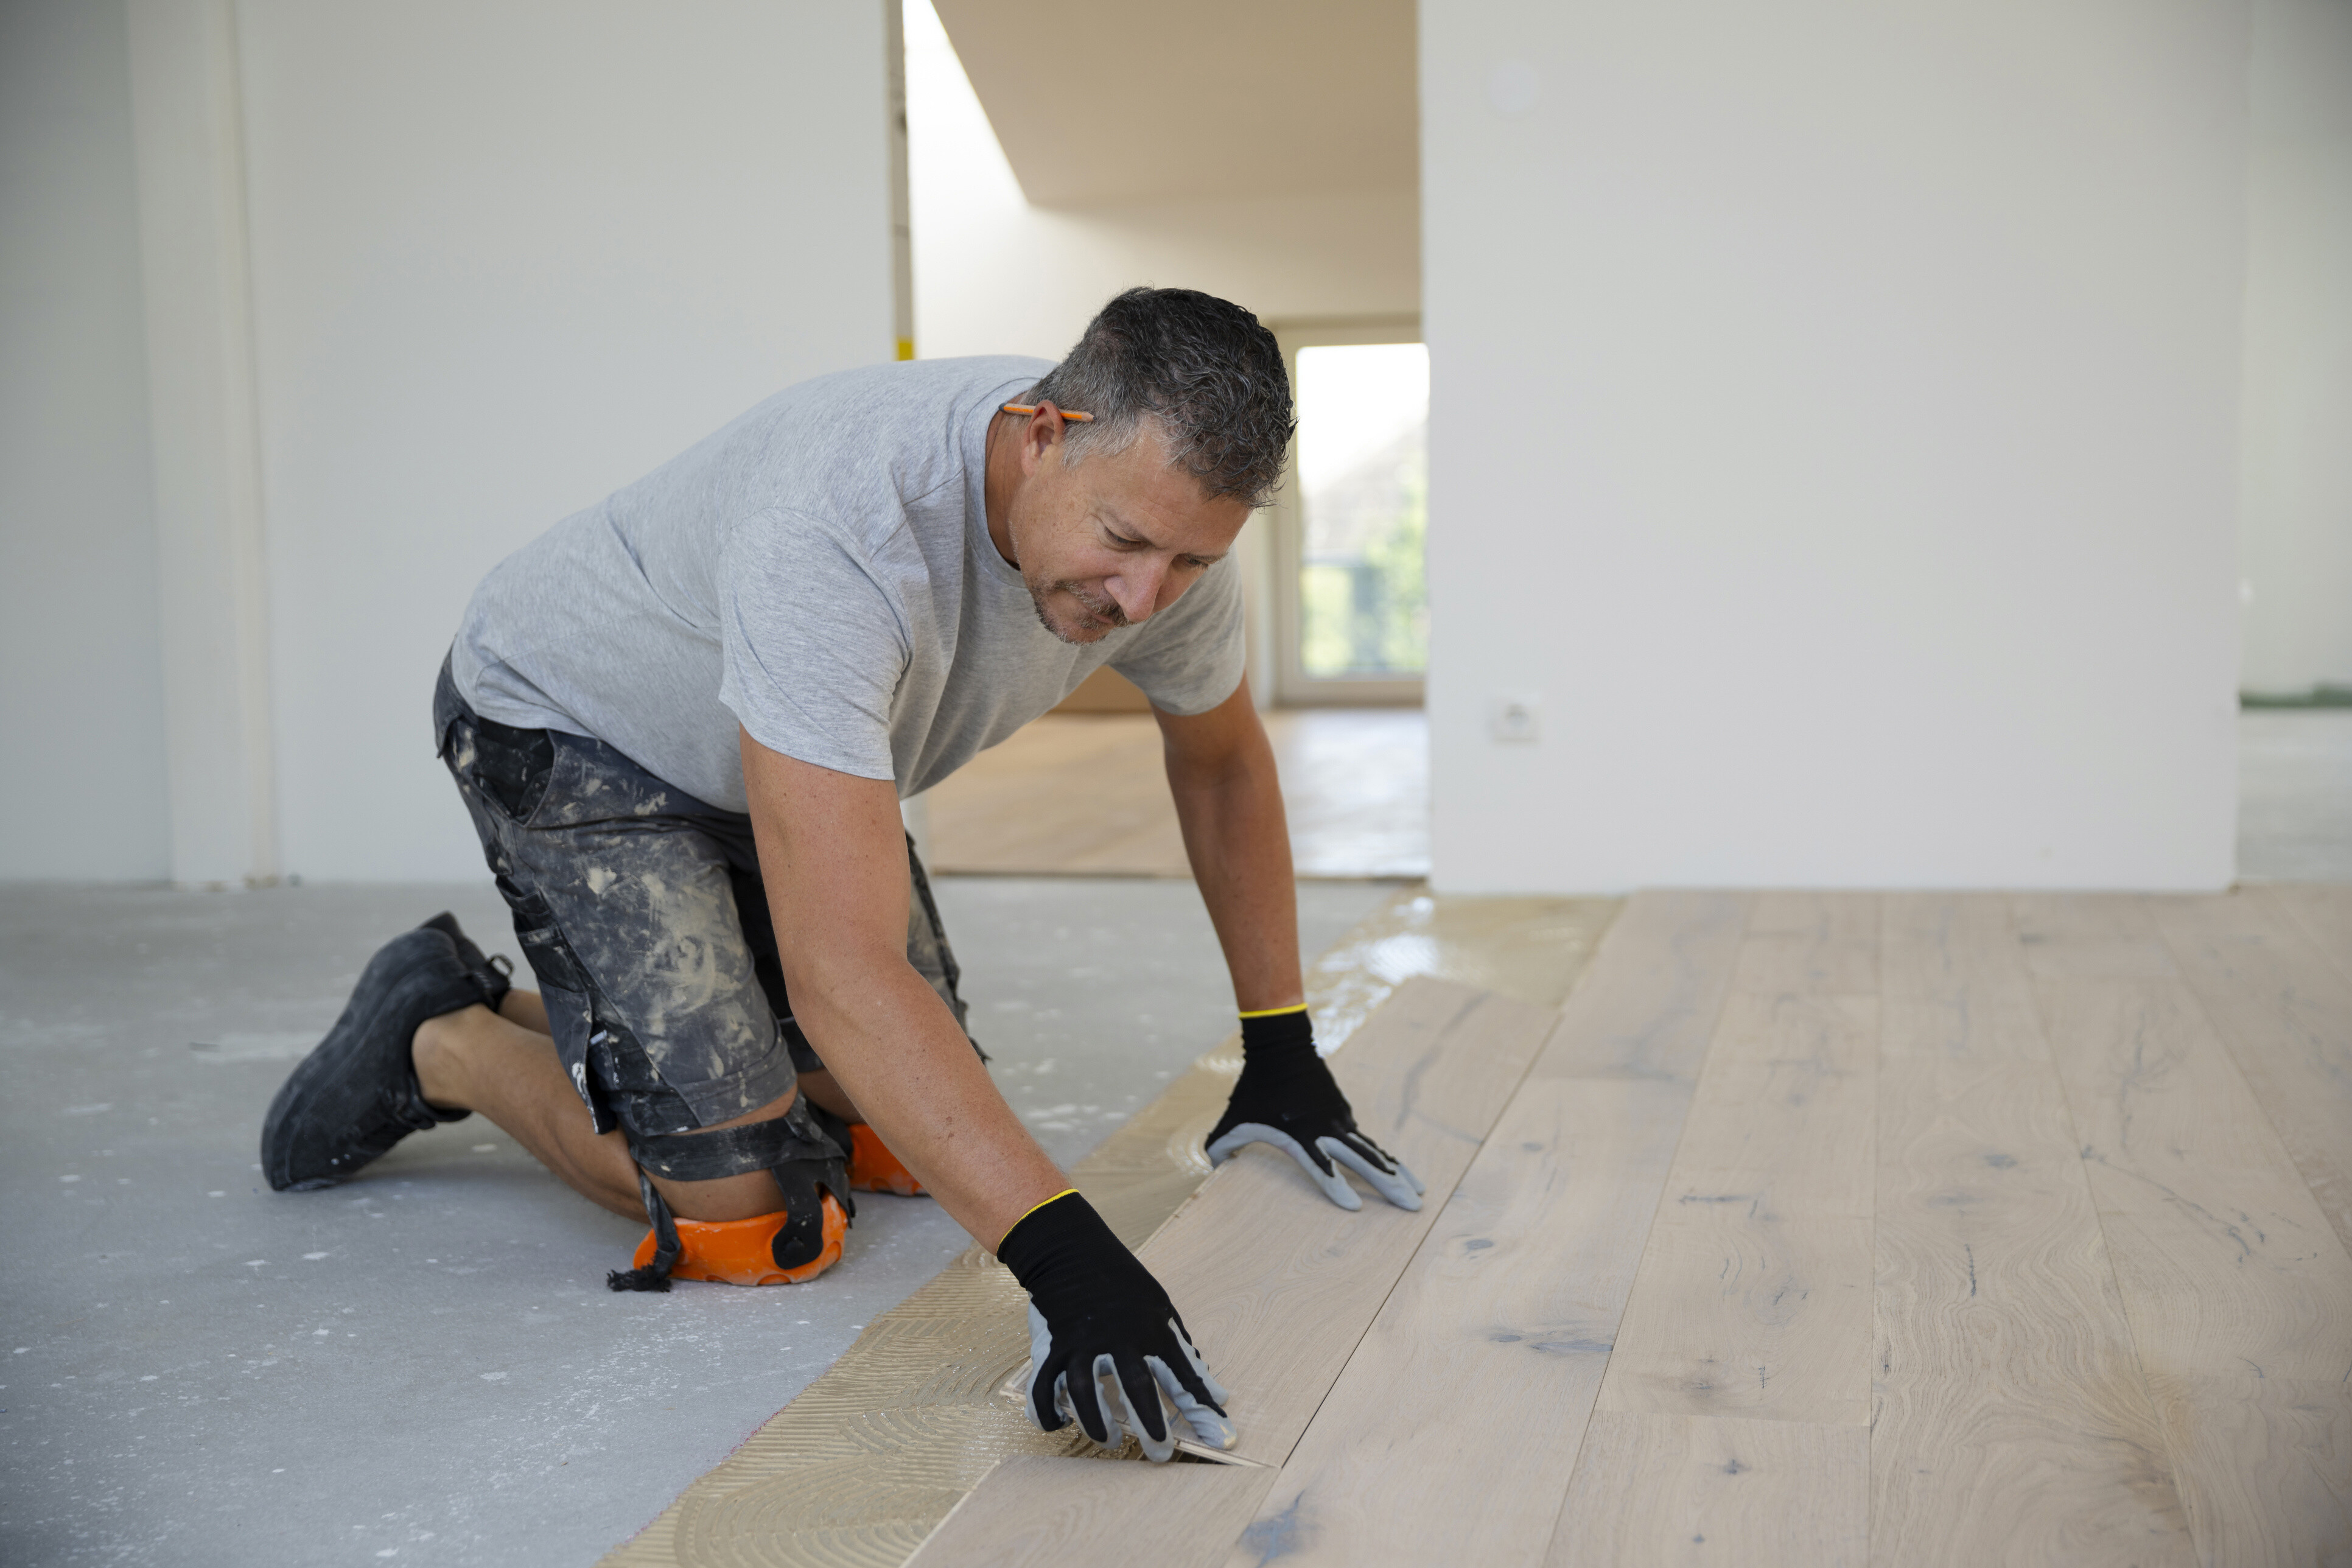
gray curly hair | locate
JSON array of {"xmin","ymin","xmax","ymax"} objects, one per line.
[{"xmin": 1023, "ymin": 287, "xmax": 1296, "ymax": 509}]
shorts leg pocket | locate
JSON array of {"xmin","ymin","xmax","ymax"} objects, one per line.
[
  {"xmin": 468, "ymin": 718, "xmax": 557, "ymax": 824},
  {"xmin": 511, "ymin": 891, "xmax": 593, "ymax": 996}
]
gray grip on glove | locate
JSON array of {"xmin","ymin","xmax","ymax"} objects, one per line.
[{"xmin": 1205, "ymin": 1008, "xmax": 1426, "ymax": 1212}]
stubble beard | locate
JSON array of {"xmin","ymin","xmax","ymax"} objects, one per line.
[{"xmin": 1027, "ymin": 575, "xmax": 1129, "ymax": 645}]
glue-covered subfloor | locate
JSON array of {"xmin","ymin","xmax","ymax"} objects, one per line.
[{"xmin": 0, "ymin": 877, "xmax": 1398, "ymax": 1568}]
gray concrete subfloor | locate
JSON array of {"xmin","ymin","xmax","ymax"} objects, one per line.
[
  {"xmin": 0, "ymin": 877, "xmax": 1398, "ymax": 1568},
  {"xmin": 2238, "ymin": 709, "xmax": 2352, "ymax": 882}
]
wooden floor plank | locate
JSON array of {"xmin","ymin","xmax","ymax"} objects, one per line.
[
  {"xmin": 2012, "ymin": 892, "xmax": 2183, "ymax": 981},
  {"xmin": 2030, "ymin": 902, "xmax": 2352, "ymax": 1566},
  {"xmin": 2250, "ymin": 884, "xmax": 2352, "ymax": 988},
  {"xmin": 1872, "ymin": 894, "xmax": 2194, "ymax": 1567},
  {"xmin": 1225, "ymin": 1077, "xmax": 1692, "ymax": 1565},
  {"xmin": 1595, "ymin": 987, "xmax": 1877, "ymax": 1426},
  {"xmin": 1214, "ymin": 891, "xmax": 1752, "ymax": 1564},
  {"xmin": 1536, "ymin": 890, "xmax": 1751, "ymax": 1082},
  {"xmin": 1731, "ymin": 889, "xmax": 1881, "ymax": 996},
  {"xmin": 902, "ymin": 1457, "xmax": 1275, "ymax": 1568},
  {"xmin": 1140, "ymin": 976, "xmax": 1559, "ymax": 1467},
  {"xmin": 1258, "ymin": 710, "xmax": 1431, "ymax": 879},
  {"xmin": 920, "ymin": 710, "xmax": 1432, "ymax": 878},
  {"xmin": 2149, "ymin": 891, "xmax": 2352, "ymax": 1258},
  {"xmin": 1547, "ymin": 1413, "xmax": 1868, "ymax": 1568},
  {"xmin": 1525, "ymin": 892, "xmax": 1878, "ymax": 1567}
]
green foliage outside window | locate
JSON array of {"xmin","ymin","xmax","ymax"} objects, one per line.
[{"xmin": 1300, "ymin": 439, "xmax": 1427, "ymax": 677}]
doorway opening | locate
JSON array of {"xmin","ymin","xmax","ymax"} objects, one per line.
[{"xmin": 1271, "ymin": 320, "xmax": 1427, "ymax": 707}]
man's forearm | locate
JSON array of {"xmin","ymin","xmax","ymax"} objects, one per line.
[
  {"xmin": 1165, "ymin": 722, "xmax": 1302, "ymax": 1013},
  {"xmin": 791, "ymin": 950, "xmax": 1068, "ymax": 1248},
  {"xmin": 741, "ymin": 730, "xmax": 1066, "ymax": 1251}
]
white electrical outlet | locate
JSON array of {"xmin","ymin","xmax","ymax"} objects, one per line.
[{"xmin": 1490, "ymin": 693, "xmax": 1542, "ymax": 743}]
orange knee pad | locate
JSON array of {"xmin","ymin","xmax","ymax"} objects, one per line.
[
  {"xmin": 631, "ymin": 1191, "xmax": 848, "ymax": 1286},
  {"xmin": 849, "ymin": 1122, "xmax": 925, "ymax": 1196}
]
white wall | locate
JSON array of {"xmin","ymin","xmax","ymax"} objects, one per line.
[
  {"xmin": 3, "ymin": 0, "xmax": 896, "ymax": 885},
  {"xmin": 1424, "ymin": 0, "xmax": 2251, "ymax": 892},
  {"xmin": 2239, "ymin": 0, "xmax": 2352, "ymax": 698},
  {"xmin": 0, "ymin": 0, "xmax": 173, "ymax": 880},
  {"xmin": 231, "ymin": 1, "xmax": 896, "ymax": 880}
]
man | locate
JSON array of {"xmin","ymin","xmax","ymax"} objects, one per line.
[{"xmin": 261, "ymin": 288, "xmax": 1423, "ymax": 1463}]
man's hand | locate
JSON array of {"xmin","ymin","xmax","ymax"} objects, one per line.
[
  {"xmin": 998, "ymin": 1191, "xmax": 1233, "ymax": 1463},
  {"xmin": 1206, "ymin": 1005, "xmax": 1426, "ymax": 1212}
]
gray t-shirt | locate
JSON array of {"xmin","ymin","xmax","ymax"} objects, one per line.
[{"xmin": 450, "ymin": 356, "xmax": 1246, "ymax": 813}]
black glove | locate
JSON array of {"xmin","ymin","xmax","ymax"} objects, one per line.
[
  {"xmin": 997, "ymin": 1190, "xmax": 1233, "ymax": 1461},
  {"xmin": 1205, "ymin": 1006, "xmax": 1427, "ymax": 1211}
]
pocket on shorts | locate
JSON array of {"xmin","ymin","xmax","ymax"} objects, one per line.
[
  {"xmin": 467, "ymin": 717, "xmax": 557, "ymax": 824},
  {"xmin": 509, "ymin": 889, "xmax": 593, "ymax": 996}
]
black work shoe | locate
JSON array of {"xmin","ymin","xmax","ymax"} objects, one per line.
[
  {"xmin": 260, "ymin": 922, "xmax": 498, "ymax": 1191},
  {"xmin": 420, "ymin": 911, "xmax": 514, "ymax": 1013}
]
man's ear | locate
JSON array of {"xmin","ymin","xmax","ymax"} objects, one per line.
[{"xmin": 1020, "ymin": 402, "xmax": 1070, "ymax": 477}]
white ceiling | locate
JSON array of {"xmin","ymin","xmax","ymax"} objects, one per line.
[{"xmin": 929, "ymin": 0, "xmax": 1418, "ymax": 207}]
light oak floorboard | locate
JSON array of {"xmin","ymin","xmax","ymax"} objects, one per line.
[
  {"xmin": 1220, "ymin": 891, "xmax": 1754, "ymax": 1564},
  {"xmin": 903, "ymin": 1457, "xmax": 1276, "ymax": 1568},
  {"xmin": 919, "ymin": 710, "xmax": 1431, "ymax": 878},
  {"xmin": 924, "ymin": 715, "xmax": 1191, "ymax": 876},
  {"xmin": 1552, "ymin": 892, "xmax": 1875, "ymax": 1567},
  {"xmin": 1548, "ymin": 1413, "xmax": 1867, "ymax": 1568},
  {"xmin": 2012, "ymin": 892, "xmax": 2184, "ymax": 981},
  {"xmin": 2250, "ymin": 883, "xmax": 2352, "ymax": 988},
  {"xmin": 1229, "ymin": 1077, "xmax": 1693, "ymax": 1566},
  {"xmin": 1872, "ymin": 894, "xmax": 2193, "ymax": 1568},
  {"xmin": 1141, "ymin": 976, "xmax": 1559, "ymax": 1466},
  {"xmin": 1261, "ymin": 709, "xmax": 1430, "ymax": 879},
  {"xmin": 2032, "ymin": 929, "xmax": 2352, "ymax": 1566},
  {"xmin": 1731, "ymin": 889, "xmax": 1880, "ymax": 997},
  {"xmin": 1596, "ymin": 987, "xmax": 1877, "ymax": 1427},
  {"xmin": 2149, "ymin": 891, "xmax": 2352, "ymax": 1258},
  {"xmin": 1537, "ymin": 890, "xmax": 1751, "ymax": 1082}
]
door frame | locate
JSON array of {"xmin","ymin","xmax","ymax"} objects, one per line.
[{"xmin": 1269, "ymin": 316, "xmax": 1426, "ymax": 707}]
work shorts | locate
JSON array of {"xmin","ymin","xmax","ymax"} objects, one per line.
[{"xmin": 433, "ymin": 656, "xmax": 971, "ymax": 1144}]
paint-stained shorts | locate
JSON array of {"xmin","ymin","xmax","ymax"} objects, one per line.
[{"xmin": 433, "ymin": 656, "xmax": 971, "ymax": 1143}]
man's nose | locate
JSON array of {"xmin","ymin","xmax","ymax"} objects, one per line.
[{"xmin": 1105, "ymin": 561, "xmax": 1166, "ymax": 624}]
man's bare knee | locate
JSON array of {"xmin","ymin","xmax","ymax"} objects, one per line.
[{"xmin": 651, "ymin": 1090, "xmax": 801, "ymax": 1222}]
